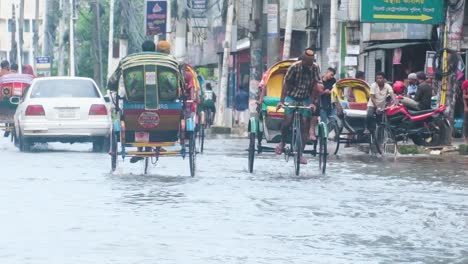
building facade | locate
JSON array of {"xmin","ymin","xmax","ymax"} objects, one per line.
[{"xmin": 0, "ymin": 0, "xmax": 45, "ymax": 65}]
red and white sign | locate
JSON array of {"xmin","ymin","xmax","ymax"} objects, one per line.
[{"xmin": 138, "ymin": 111, "xmax": 160, "ymax": 129}]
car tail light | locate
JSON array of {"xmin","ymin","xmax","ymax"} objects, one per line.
[
  {"xmin": 25, "ymin": 105, "xmax": 45, "ymax": 116},
  {"xmin": 89, "ymin": 104, "xmax": 107, "ymax": 115}
]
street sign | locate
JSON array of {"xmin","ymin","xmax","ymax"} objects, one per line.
[
  {"xmin": 360, "ymin": 0, "xmax": 444, "ymax": 24},
  {"xmin": 35, "ymin": 56, "xmax": 51, "ymax": 77},
  {"xmin": 145, "ymin": 0, "xmax": 167, "ymax": 36}
]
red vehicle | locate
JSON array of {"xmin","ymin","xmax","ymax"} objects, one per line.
[
  {"xmin": 375, "ymin": 101, "xmax": 449, "ymax": 153},
  {"xmin": 0, "ymin": 73, "xmax": 34, "ymax": 139}
]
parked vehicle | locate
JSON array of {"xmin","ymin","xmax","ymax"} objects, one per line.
[
  {"xmin": 329, "ymin": 78, "xmax": 375, "ymax": 155},
  {"xmin": 375, "ymin": 100, "xmax": 449, "ymax": 153},
  {"xmin": 12, "ymin": 77, "xmax": 112, "ymax": 152}
]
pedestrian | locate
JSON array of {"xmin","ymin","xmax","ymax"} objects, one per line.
[
  {"xmin": 400, "ymin": 71, "xmax": 433, "ymax": 111},
  {"xmin": 320, "ymin": 67, "xmax": 337, "ymax": 124},
  {"xmin": 407, "ymin": 73, "xmax": 418, "ymax": 98},
  {"xmin": 462, "ymin": 80, "xmax": 468, "ymax": 143},
  {"xmin": 10, "ymin": 63, "xmax": 18, "ymax": 73},
  {"xmin": 234, "ymin": 85, "xmax": 249, "ymax": 126},
  {"xmin": 22, "ymin": 64, "xmax": 35, "ymax": 77},
  {"xmin": 0, "ymin": 60, "xmax": 11, "ymax": 77},
  {"xmin": 365, "ymin": 72, "xmax": 393, "ymax": 133}
]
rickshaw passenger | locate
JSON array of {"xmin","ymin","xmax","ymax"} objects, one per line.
[
  {"xmin": 107, "ymin": 40, "xmax": 156, "ymax": 91},
  {"xmin": 275, "ymin": 49, "xmax": 322, "ymax": 165},
  {"xmin": 0, "ymin": 60, "xmax": 11, "ymax": 77}
]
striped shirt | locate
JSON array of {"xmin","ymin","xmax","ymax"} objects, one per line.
[{"xmin": 283, "ymin": 61, "xmax": 321, "ymax": 99}]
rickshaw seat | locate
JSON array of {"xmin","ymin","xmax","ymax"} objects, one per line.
[
  {"xmin": 263, "ymin": 96, "xmax": 284, "ymax": 114},
  {"xmin": 266, "ymin": 74, "xmax": 283, "ymax": 98},
  {"xmin": 353, "ymin": 88, "xmax": 368, "ymax": 103},
  {"xmin": 348, "ymin": 102, "xmax": 368, "ymax": 110},
  {"xmin": 343, "ymin": 109, "xmax": 367, "ymax": 118}
]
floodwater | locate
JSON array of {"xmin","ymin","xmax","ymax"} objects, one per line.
[{"xmin": 0, "ymin": 135, "xmax": 467, "ymax": 264}]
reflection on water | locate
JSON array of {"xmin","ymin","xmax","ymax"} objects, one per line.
[{"xmin": 0, "ymin": 137, "xmax": 467, "ymax": 263}]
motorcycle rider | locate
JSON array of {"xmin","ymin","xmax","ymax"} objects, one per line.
[{"xmin": 400, "ymin": 71, "xmax": 433, "ymax": 111}]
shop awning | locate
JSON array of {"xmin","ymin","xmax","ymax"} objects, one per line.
[{"xmin": 364, "ymin": 42, "xmax": 427, "ymax": 52}]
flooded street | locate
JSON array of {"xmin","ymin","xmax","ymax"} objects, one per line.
[{"xmin": 0, "ymin": 135, "xmax": 467, "ymax": 264}]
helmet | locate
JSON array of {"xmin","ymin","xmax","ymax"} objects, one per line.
[{"xmin": 393, "ymin": 81, "xmax": 405, "ymax": 94}]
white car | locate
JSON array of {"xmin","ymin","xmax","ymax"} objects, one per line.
[{"xmin": 12, "ymin": 77, "xmax": 112, "ymax": 152}]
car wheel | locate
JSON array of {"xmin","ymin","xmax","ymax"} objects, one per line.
[
  {"xmin": 93, "ymin": 136, "xmax": 110, "ymax": 153},
  {"xmin": 19, "ymin": 133, "xmax": 31, "ymax": 152}
]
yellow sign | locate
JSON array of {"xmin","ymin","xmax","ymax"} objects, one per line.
[{"xmin": 373, "ymin": 14, "xmax": 433, "ymax": 22}]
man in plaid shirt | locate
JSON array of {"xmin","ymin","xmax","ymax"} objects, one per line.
[{"xmin": 275, "ymin": 48, "xmax": 323, "ymax": 164}]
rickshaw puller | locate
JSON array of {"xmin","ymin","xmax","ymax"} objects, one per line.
[{"xmin": 275, "ymin": 48, "xmax": 323, "ymax": 165}]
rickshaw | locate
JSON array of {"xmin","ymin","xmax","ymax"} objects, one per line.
[
  {"xmin": 109, "ymin": 52, "xmax": 196, "ymax": 176},
  {"xmin": 329, "ymin": 78, "xmax": 378, "ymax": 155},
  {"xmin": 247, "ymin": 60, "xmax": 328, "ymax": 175},
  {"xmin": 181, "ymin": 63, "xmax": 205, "ymax": 153},
  {"xmin": 0, "ymin": 73, "xmax": 34, "ymax": 141}
]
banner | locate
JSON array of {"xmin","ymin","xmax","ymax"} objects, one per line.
[{"xmin": 145, "ymin": 0, "xmax": 167, "ymax": 36}]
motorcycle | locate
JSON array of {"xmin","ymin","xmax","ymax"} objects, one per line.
[{"xmin": 376, "ymin": 98, "xmax": 450, "ymax": 150}]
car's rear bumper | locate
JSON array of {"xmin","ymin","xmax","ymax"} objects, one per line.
[{"xmin": 21, "ymin": 119, "xmax": 111, "ymax": 138}]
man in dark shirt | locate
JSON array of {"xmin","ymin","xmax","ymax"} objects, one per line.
[
  {"xmin": 275, "ymin": 48, "xmax": 323, "ymax": 164},
  {"xmin": 320, "ymin": 67, "xmax": 337, "ymax": 124},
  {"xmin": 400, "ymin": 71, "xmax": 433, "ymax": 110}
]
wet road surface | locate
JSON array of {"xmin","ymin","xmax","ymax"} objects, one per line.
[{"xmin": 0, "ymin": 135, "xmax": 467, "ymax": 263}]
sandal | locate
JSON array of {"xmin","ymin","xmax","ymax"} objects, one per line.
[{"xmin": 275, "ymin": 143, "xmax": 284, "ymax": 155}]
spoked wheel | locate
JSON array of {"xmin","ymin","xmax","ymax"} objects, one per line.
[
  {"xmin": 110, "ymin": 131, "xmax": 118, "ymax": 172},
  {"xmin": 292, "ymin": 115, "xmax": 302, "ymax": 176},
  {"xmin": 318, "ymin": 123, "xmax": 327, "ymax": 174},
  {"xmin": 199, "ymin": 124, "xmax": 205, "ymax": 153},
  {"xmin": 248, "ymin": 132, "xmax": 255, "ymax": 173},
  {"xmin": 327, "ymin": 118, "xmax": 340, "ymax": 155},
  {"xmin": 374, "ymin": 125, "xmax": 394, "ymax": 156},
  {"xmin": 189, "ymin": 131, "xmax": 196, "ymax": 177}
]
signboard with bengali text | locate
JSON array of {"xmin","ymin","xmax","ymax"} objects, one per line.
[
  {"xmin": 361, "ymin": 0, "xmax": 444, "ymax": 24},
  {"xmin": 145, "ymin": 0, "xmax": 167, "ymax": 36}
]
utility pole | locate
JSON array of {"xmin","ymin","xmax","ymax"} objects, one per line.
[
  {"xmin": 214, "ymin": 0, "xmax": 234, "ymax": 127},
  {"xmin": 282, "ymin": 0, "xmax": 294, "ymax": 60},
  {"xmin": 18, "ymin": 0, "xmax": 24, "ymax": 73},
  {"xmin": 33, "ymin": 0, "xmax": 40, "ymax": 69},
  {"xmin": 58, "ymin": 0, "xmax": 66, "ymax": 76},
  {"xmin": 92, "ymin": 0, "xmax": 103, "ymax": 87},
  {"xmin": 107, "ymin": 0, "xmax": 115, "ymax": 80},
  {"xmin": 328, "ymin": 0, "xmax": 339, "ymax": 69},
  {"xmin": 248, "ymin": 0, "xmax": 264, "ymax": 114},
  {"xmin": 442, "ymin": 0, "xmax": 466, "ymax": 145},
  {"xmin": 69, "ymin": 0, "xmax": 75, "ymax": 76},
  {"xmin": 10, "ymin": 4, "xmax": 17, "ymax": 64},
  {"xmin": 174, "ymin": 0, "xmax": 187, "ymax": 60},
  {"xmin": 166, "ymin": 0, "xmax": 172, "ymax": 45},
  {"xmin": 266, "ymin": 0, "xmax": 280, "ymax": 68}
]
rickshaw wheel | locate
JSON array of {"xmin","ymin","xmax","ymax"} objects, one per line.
[
  {"xmin": 292, "ymin": 123, "xmax": 302, "ymax": 176},
  {"xmin": 248, "ymin": 132, "xmax": 255, "ymax": 173},
  {"xmin": 199, "ymin": 124, "xmax": 205, "ymax": 154},
  {"xmin": 318, "ymin": 123, "xmax": 327, "ymax": 174},
  {"xmin": 110, "ymin": 131, "xmax": 118, "ymax": 172},
  {"xmin": 327, "ymin": 119, "xmax": 340, "ymax": 155},
  {"xmin": 189, "ymin": 131, "xmax": 196, "ymax": 177}
]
